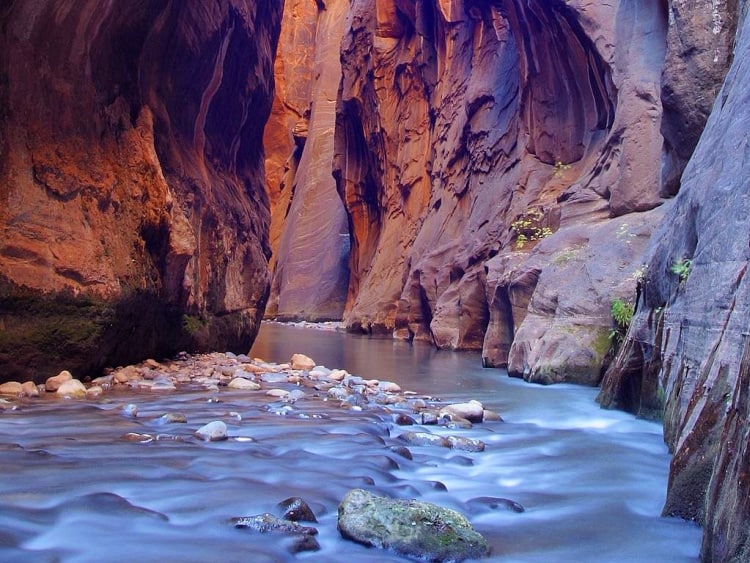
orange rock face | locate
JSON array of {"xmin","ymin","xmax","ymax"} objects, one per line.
[
  {"xmin": 266, "ymin": 0, "xmax": 736, "ymax": 386},
  {"xmin": 0, "ymin": 1, "xmax": 282, "ymax": 381},
  {"xmin": 264, "ymin": 0, "xmax": 351, "ymax": 321}
]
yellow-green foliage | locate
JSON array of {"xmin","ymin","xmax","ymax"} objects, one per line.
[{"xmin": 511, "ymin": 209, "xmax": 552, "ymax": 249}]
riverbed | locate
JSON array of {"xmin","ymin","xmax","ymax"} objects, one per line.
[{"xmin": 0, "ymin": 323, "xmax": 701, "ymax": 562}]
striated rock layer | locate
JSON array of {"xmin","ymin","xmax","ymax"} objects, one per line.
[
  {"xmin": 264, "ymin": 0, "xmax": 351, "ymax": 322},
  {"xmin": 0, "ymin": 1, "xmax": 282, "ymax": 382},
  {"xmin": 599, "ymin": 8, "xmax": 749, "ymax": 561},
  {"xmin": 326, "ymin": 0, "xmax": 730, "ymax": 385}
]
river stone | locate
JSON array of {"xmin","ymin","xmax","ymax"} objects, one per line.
[
  {"xmin": 328, "ymin": 387, "xmax": 349, "ymax": 400},
  {"xmin": 232, "ymin": 513, "xmax": 318, "ymax": 535},
  {"xmin": 150, "ymin": 379, "xmax": 177, "ymax": 392},
  {"xmin": 466, "ymin": 497, "xmax": 525, "ymax": 514},
  {"xmin": 194, "ymin": 421, "xmax": 228, "ymax": 441},
  {"xmin": 286, "ymin": 533, "xmax": 321, "ymax": 554},
  {"xmin": 482, "ymin": 410, "xmax": 503, "ymax": 422},
  {"xmin": 400, "ymin": 431, "xmax": 448, "ymax": 448},
  {"xmin": 290, "ymin": 354, "xmax": 315, "ymax": 371},
  {"xmin": 277, "ymin": 497, "xmax": 318, "ymax": 523},
  {"xmin": 0, "ymin": 381, "xmax": 23, "ymax": 396},
  {"xmin": 261, "ymin": 372, "xmax": 288, "ymax": 384},
  {"xmin": 286, "ymin": 389, "xmax": 306, "ymax": 402},
  {"xmin": 378, "ymin": 381, "xmax": 401, "ymax": 393},
  {"xmin": 56, "ymin": 379, "xmax": 87, "ymax": 398},
  {"xmin": 439, "ymin": 400, "xmax": 484, "ymax": 423},
  {"xmin": 86, "ymin": 385, "xmax": 104, "ymax": 398},
  {"xmin": 446, "ymin": 436, "xmax": 486, "ymax": 452},
  {"xmin": 228, "ymin": 378, "xmax": 261, "ymax": 390},
  {"xmin": 122, "ymin": 432, "xmax": 154, "ymax": 443},
  {"xmin": 22, "ymin": 381, "xmax": 40, "ymax": 397},
  {"xmin": 266, "ymin": 389, "xmax": 289, "ymax": 398},
  {"xmin": 329, "ymin": 369, "xmax": 348, "ymax": 381},
  {"xmin": 400, "ymin": 432, "xmax": 486, "ymax": 453},
  {"xmin": 158, "ymin": 413, "xmax": 187, "ymax": 424},
  {"xmin": 45, "ymin": 370, "xmax": 73, "ymax": 391},
  {"xmin": 122, "ymin": 403, "xmax": 138, "ymax": 418},
  {"xmin": 337, "ymin": 489, "xmax": 489, "ymax": 561}
]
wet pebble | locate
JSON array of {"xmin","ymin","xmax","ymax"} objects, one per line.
[
  {"xmin": 0, "ymin": 381, "xmax": 23, "ymax": 396},
  {"xmin": 56, "ymin": 379, "xmax": 87, "ymax": 398},
  {"xmin": 194, "ymin": 421, "xmax": 228, "ymax": 441},
  {"xmin": 231, "ymin": 513, "xmax": 318, "ymax": 536},
  {"xmin": 277, "ymin": 497, "xmax": 318, "ymax": 523},
  {"xmin": 227, "ymin": 378, "xmax": 261, "ymax": 390},
  {"xmin": 158, "ymin": 412, "xmax": 187, "ymax": 424},
  {"xmin": 122, "ymin": 432, "xmax": 154, "ymax": 443},
  {"xmin": 45, "ymin": 370, "xmax": 73, "ymax": 392},
  {"xmin": 289, "ymin": 354, "xmax": 316, "ymax": 371}
]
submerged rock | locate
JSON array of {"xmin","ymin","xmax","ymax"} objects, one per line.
[
  {"xmin": 400, "ymin": 431, "xmax": 486, "ymax": 453},
  {"xmin": 232, "ymin": 512, "xmax": 318, "ymax": 536},
  {"xmin": 337, "ymin": 489, "xmax": 489, "ymax": 561}
]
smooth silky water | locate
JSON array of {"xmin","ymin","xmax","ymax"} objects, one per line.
[{"xmin": 0, "ymin": 323, "xmax": 701, "ymax": 562}]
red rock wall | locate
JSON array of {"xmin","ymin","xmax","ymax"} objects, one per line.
[
  {"xmin": 264, "ymin": 0, "xmax": 351, "ymax": 321},
  {"xmin": 328, "ymin": 0, "xmax": 670, "ymax": 384},
  {"xmin": 268, "ymin": 0, "xmax": 735, "ymax": 387},
  {"xmin": 0, "ymin": 1, "xmax": 282, "ymax": 381}
]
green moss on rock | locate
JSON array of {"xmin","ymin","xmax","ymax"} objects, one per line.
[{"xmin": 337, "ymin": 489, "xmax": 489, "ymax": 562}]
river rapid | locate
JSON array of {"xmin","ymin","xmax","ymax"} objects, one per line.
[{"xmin": 0, "ymin": 323, "xmax": 701, "ymax": 562}]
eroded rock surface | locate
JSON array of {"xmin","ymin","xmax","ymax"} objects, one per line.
[
  {"xmin": 599, "ymin": 9, "xmax": 750, "ymax": 561},
  {"xmin": 264, "ymin": 0, "xmax": 350, "ymax": 321},
  {"xmin": 0, "ymin": 1, "xmax": 282, "ymax": 382},
  {"xmin": 267, "ymin": 1, "xmax": 737, "ymax": 388},
  {"xmin": 337, "ymin": 488, "xmax": 489, "ymax": 561}
]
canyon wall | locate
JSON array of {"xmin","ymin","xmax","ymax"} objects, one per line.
[
  {"xmin": 269, "ymin": 0, "xmax": 735, "ymax": 387},
  {"xmin": 0, "ymin": 1, "xmax": 282, "ymax": 382},
  {"xmin": 264, "ymin": 0, "xmax": 351, "ymax": 321},
  {"xmin": 599, "ymin": 6, "xmax": 749, "ymax": 561}
]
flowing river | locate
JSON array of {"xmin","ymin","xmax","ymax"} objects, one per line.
[{"xmin": 0, "ymin": 323, "xmax": 701, "ymax": 562}]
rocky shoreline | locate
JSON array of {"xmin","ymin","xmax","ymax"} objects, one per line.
[{"xmin": 0, "ymin": 349, "xmax": 504, "ymax": 561}]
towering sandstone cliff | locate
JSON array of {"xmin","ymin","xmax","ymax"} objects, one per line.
[
  {"xmin": 266, "ymin": 1, "xmax": 747, "ymax": 559},
  {"xmin": 0, "ymin": 1, "xmax": 282, "ymax": 381},
  {"xmin": 268, "ymin": 0, "xmax": 736, "ymax": 386}
]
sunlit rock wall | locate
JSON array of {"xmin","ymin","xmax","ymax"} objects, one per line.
[
  {"xmin": 263, "ymin": 0, "xmax": 351, "ymax": 321},
  {"xmin": 600, "ymin": 5, "xmax": 748, "ymax": 560},
  {"xmin": 0, "ymin": 1, "xmax": 282, "ymax": 382}
]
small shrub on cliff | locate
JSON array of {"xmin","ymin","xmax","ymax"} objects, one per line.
[
  {"xmin": 670, "ymin": 258, "xmax": 692, "ymax": 282},
  {"xmin": 552, "ymin": 161, "xmax": 571, "ymax": 178},
  {"xmin": 511, "ymin": 210, "xmax": 552, "ymax": 249},
  {"xmin": 609, "ymin": 299, "xmax": 634, "ymax": 345}
]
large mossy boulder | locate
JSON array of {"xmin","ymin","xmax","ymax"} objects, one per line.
[{"xmin": 337, "ymin": 489, "xmax": 489, "ymax": 562}]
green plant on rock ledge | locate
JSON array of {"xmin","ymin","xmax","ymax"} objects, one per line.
[
  {"xmin": 552, "ymin": 161, "xmax": 571, "ymax": 178},
  {"xmin": 511, "ymin": 209, "xmax": 552, "ymax": 249},
  {"xmin": 670, "ymin": 258, "xmax": 692, "ymax": 282},
  {"xmin": 609, "ymin": 298, "xmax": 635, "ymax": 346}
]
